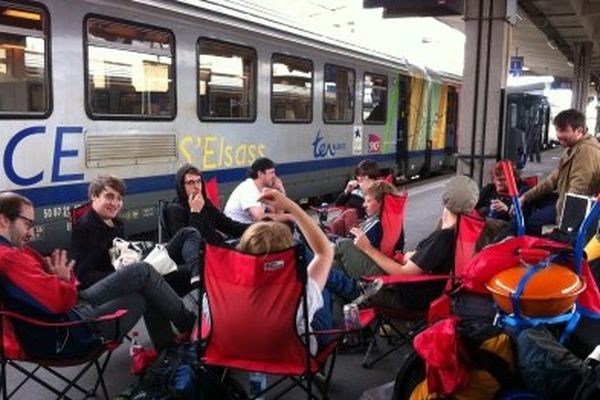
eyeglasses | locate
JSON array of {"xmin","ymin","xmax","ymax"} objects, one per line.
[
  {"xmin": 184, "ymin": 178, "xmax": 202, "ymax": 186},
  {"xmin": 17, "ymin": 215, "xmax": 35, "ymax": 229}
]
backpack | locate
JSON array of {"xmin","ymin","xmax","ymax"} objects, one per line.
[
  {"xmin": 395, "ymin": 318, "xmax": 519, "ymax": 400},
  {"xmin": 128, "ymin": 343, "xmax": 199, "ymax": 400}
]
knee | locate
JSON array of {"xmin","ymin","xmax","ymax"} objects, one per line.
[
  {"xmin": 180, "ymin": 227, "xmax": 202, "ymax": 242},
  {"xmin": 127, "ymin": 261, "xmax": 153, "ymax": 280}
]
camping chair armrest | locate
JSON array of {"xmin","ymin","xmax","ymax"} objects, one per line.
[
  {"xmin": 308, "ymin": 308, "xmax": 376, "ymax": 336},
  {"xmin": 362, "ymin": 274, "xmax": 452, "ymax": 285},
  {"xmin": 0, "ymin": 309, "xmax": 127, "ymax": 328}
]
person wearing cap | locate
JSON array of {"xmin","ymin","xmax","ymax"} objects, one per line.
[
  {"xmin": 334, "ymin": 175, "xmax": 480, "ymax": 310},
  {"xmin": 224, "ymin": 157, "xmax": 287, "ymax": 224}
]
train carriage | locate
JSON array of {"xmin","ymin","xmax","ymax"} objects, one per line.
[{"xmin": 0, "ymin": 0, "xmax": 460, "ymax": 252}]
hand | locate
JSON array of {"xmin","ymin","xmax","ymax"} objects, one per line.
[
  {"xmin": 188, "ymin": 192, "xmax": 205, "ymax": 213},
  {"xmin": 258, "ymin": 189, "xmax": 294, "ymax": 213},
  {"xmin": 274, "ymin": 176, "xmax": 285, "ymax": 191},
  {"xmin": 350, "ymin": 227, "xmax": 371, "ymax": 252},
  {"xmin": 345, "ymin": 180, "xmax": 359, "ymax": 193},
  {"xmin": 490, "ymin": 199, "xmax": 509, "ymax": 213},
  {"xmin": 45, "ymin": 249, "xmax": 74, "ymax": 281}
]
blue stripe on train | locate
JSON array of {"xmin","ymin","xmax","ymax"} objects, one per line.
[{"xmin": 16, "ymin": 152, "xmax": 403, "ymax": 206}]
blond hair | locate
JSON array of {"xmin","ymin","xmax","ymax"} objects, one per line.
[
  {"xmin": 237, "ymin": 221, "xmax": 293, "ymax": 254},
  {"xmin": 364, "ymin": 180, "xmax": 396, "ymax": 203}
]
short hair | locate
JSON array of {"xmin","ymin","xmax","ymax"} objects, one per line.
[
  {"xmin": 355, "ymin": 159, "xmax": 379, "ymax": 179},
  {"xmin": 88, "ymin": 175, "xmax": 126, "ymax": 199},
  {"xmin": 0, "ymin": 192, "xmax": 33, "ymax": 221},
  {"xmin": 553, "ymin": 108, "xmax": 586, "ymax": 131},
  {"xmin": 249, "ymin": 157, "xmax": 276, "ymax": 179},
  {"xmin": 364, "ymin": 181, "xmax": 396, "ymax": 203},
  {"xmin": 237, "ymin": 221, "xmax": 293, "ymax": 254}
]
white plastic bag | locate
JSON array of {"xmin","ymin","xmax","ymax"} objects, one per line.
[{"xmin": 143, "ymin": 244, "xmax": 178, "ymax": 276}]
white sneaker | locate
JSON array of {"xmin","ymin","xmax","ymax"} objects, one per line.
[{"xmin": 352, "ymin": 278, "xmax": 384, "ymax": 305}]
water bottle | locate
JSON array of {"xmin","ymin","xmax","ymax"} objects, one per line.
[
  {"xmin": 129, "ymin": 331, "xmax": 143, "ymax": 357},
  {"xmin": 248, "ymin": 372, "xmax": 267, "ymax": 400},
  {"xmin": 585, "ymin": 344, "xmax": 600, "ymax": 368}
]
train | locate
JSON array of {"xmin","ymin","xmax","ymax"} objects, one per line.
[{"xmin": 0, "ymin": 0, "xmax": 461, "ymax": 252}]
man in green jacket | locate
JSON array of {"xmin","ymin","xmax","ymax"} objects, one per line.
[{"xmin": 520, "ymin": 108, "xmax": 600, "ymax": 235}]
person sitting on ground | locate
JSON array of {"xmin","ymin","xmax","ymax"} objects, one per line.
[
  {"xmin": 163, "ymin": 164, "xmax": 249, "ymax": 243},
  {"xmin": 223, "ymin": 157, "xmax": 287, "ymax": 224},
  {"xmin": 235, "ymin": 189, "xmax": 334, "ymax": 352},
  {"xmin": 329, "ymin": 159, "xmax": 379, "ymax": 237},
  {"xmin": 333, "ymin": 175, "xmax": 480, "ymax": 311},
  {"xmin": 71, "ymin": 175, "xmax": 201, "ymax": 296},
  {"xmin": 0, "ymin": 192, "xmax": 195, "ymax": 355},
  {"xmin": 476, "ymin": 161, "xmax": 530, "ymax": 221}
]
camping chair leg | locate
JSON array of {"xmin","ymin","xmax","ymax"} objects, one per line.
[
  {"xmin": 90, "ymin": 352, "xmax": 113, "ymax": 399},
  {"xmin": 1, "ymin": 360, "xmax": 6, "ymax": 400},
  {"xmin": 361, "ymin": 315, "xmax": 409, "ymax": 369},
  {"xmin": 7, "ymin": 361, "xmax": 74, "ymax": 400}
]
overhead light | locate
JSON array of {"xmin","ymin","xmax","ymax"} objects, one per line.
[
  {"xmin": 547, "ymin": 40, "xmax": 557, "ymax": 50},
  {"xmin": 2, "ymin": 9, "xmax": 41, "ymax": 21},
  {"xmin": 515, "ymin": 12, "xmax": 525, "ymax": 22},
  {"xmin": 522, "ymin": 66, "xmax": 531, "ymax": 71},
  {"xmin": 567, "ymin": 61, "xmax": 574, "ymax": 67}
]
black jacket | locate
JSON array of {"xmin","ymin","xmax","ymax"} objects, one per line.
[
  {"xmin": 163, "ymin": 165, "xmax": 249, "ymax": 243},
  {"xmin": 71, "ymin": 209, "xmax": 123, "ymax": 290},
  {"xmin": 335, "ymin": 190, "xmax": 366, "ymax": 219}
]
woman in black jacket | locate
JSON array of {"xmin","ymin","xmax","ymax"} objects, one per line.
[{"xmin": 163, "ymin": 164, "xmax": 249, "ymax": 243}]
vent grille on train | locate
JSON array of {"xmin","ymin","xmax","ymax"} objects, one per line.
[{"xmin": 85, "ymin": 132, "xmax": 178, "ymax": 167}]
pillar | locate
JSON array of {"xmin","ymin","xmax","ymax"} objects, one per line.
[
  {"xmin": 457, "ymin": 0, "xmax": 513, "ymax": 187},
  {"xmin": 571, "ymin": 42, "xmax": 592, "ymax": 114}
]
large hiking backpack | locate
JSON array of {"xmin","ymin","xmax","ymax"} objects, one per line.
[{"xmin": 393, "ymin": 319, "xmax": 518, "ymax": 400}]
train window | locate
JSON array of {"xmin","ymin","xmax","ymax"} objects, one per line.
[
  {"xmin": 0, "ymin": 1, "xmax": 49, "ymax": 116},
  {"xmin": 197, "ymin": 38, "xmax": 256, "ymax": 121},
  {"xmin": 323, "ymin": 64, "xmax": 354, "ymax": 124},
  {"xmin": 85, "ymin": 16, "xmax": 175, "ymax": 120},
  {"xmin": 271, "ymin": 53, "xmax": 312, "ymax": 123},
  {"xmin": 362, "ymin": 73, "xmax": 387, "ymax": 125}
]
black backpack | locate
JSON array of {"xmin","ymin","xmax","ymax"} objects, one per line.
[{"xmin": 128, "ymin": 343, "xmax": 200, "ymax": 400}]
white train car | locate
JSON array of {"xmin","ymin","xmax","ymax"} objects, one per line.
[{"xmin": 0, "ymin": 0, "xmax": 458, "ymax": 252}]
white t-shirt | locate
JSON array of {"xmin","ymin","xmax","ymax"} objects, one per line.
[{"xmin": 224, "ymin": 178, "xmax": 263, "ymax": 224}]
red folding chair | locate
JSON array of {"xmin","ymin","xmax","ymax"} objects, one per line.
[
  {"xmin": 361, "ymin": 211, "xmax": 486, "ymax": 368},
  {"xmin": 200, "ymin": 243, "xmax": 374, "ymax": 399},
  {"xmin": 69, "ymin": 202, "xmax": 92, "ymax": 229},
  {"xmin": 204, "ymin": 176, "xmax": 221, "ymax": 210},
  {"xmin": 0, "ymin": 296, "xmax": 126, "ymax": 399}
]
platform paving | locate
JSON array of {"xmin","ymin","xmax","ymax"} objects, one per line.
[{"xmin": 5, "ymin": 148, "xmax": 563, "ymax": 399}]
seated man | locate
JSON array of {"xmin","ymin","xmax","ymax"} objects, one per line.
[
  {"xmin": 0, "ymin": 192, "xmax": 195, "ymax": 356},
  {"xmin": 329, "ymin": 159, "xmax": 379, "ymax": 237},
  {"xmin": 476, "ymin": 161, "xmax": 530, "ymax": 221},
  {"xmin": 334, "ymin": 175, "xmax": 480, "ymax": 311},
  {"xmin": 223, "ymin": 157, "xmax": 286, "ymax": 224},
  {"xmin": 164, "ymin": 164, "xmax": 249, "ymax": 243},
  {"xmin": 218, "ymin": 189, "xmax": 333, "ymax": 353},
  {"xmin": 71, "ymin": 175, "xmax": 201, "ymax": 293}
]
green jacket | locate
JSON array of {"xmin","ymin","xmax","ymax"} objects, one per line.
[{"xmin": 522, "ymin": 134, "xmax": 600, "ymax": 220}]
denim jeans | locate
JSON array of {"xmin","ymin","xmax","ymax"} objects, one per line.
[
  {"xmin": 163, "ymin": 227, "xmax": 202, "ymax": 295},
  {"xmin": 77, "ymin": 262, "xmax": 194, "ymax": 350}
]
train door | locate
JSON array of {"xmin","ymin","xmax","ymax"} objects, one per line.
[
  {"xmin": 396, "ymin": 74, "xmax": 409, "ymax": 177},
  {"xmin": 445, "ymin": 86, "xmax": 459, "ymax": 164}
]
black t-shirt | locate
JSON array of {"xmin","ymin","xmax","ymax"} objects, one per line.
[
  {"xmin": 400, "ymin": 227, "xmax": 456, "ymax": 310},
  {"xmin": 411, "ymin": 227, "xmax": 456, "ymax": 274}
]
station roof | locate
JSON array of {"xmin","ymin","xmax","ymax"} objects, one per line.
[{"xmin": 367, "ymin": 0, "xmax": 600, "ymax": 84}]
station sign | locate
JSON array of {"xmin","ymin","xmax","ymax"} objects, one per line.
[{"xmin": 509, "ymin": 56, "xmax": 524, "ymax": 76}]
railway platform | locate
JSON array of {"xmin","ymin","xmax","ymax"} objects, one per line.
[{"xmin": 5, "ymin": 148, "xmax": 562, "ymax": 399}]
